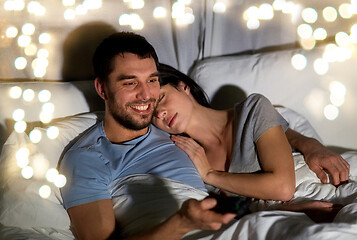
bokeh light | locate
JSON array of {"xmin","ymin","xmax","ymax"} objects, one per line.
[
  {"xmin": 21, "ymin": 166, "xmax": 34, "ymax": 179},
  {"xmin": 244, "ymin": 6, "xmax": 259, "ymax": 20},
  {"xmin": 259, "ymin": 3, "xmax": 274, "ymax": 20},
  {"xmin": 12, "ymin": 109, "xmax": 25, "ymax": 121},
  {"xmin": 24, "ymin": 44, "xmax": 38, "ymax": 56},
  {"xmin": 313, "ymin": 28, "xmax": 327, "ymax": 40},
  {"xmin": 9, "ymin": 86, "xmax": 22, "ymax": 99},
  {"xmin": 38, "ymin": 90, "xmax": 51, "ymax": 102},
  {"xmin": 129, "ymin": 0, "xmax": 144, "ymax": 9},
  {"xmin": 62, "ymin": 0, "xmax": 75, "ymax": 6},
  {"xmin": 291, "ymin": 53, "xmax": 307, "ymax": 70},
  {"xmin": 14, "ymin": 57, "xmax": 27, "ymax": 70},
  {"xmin": 23, "ymin": 89, "xmax": 35, "ymax": 102},
  {"xmin": 339, "ymin": 3, "xmax": 353, "ymax": 19},
  {"xmin": 301, "ymin": 8, "xmax": 318, "ymax": 23},
  {"xmin": 64, "ymin": 8, "xmax": 76, "ymax": 20},
  {"xmin": 29, "ymin": 129, "xmax": 42, "ymax": 143},
  {"xmin": 14, "ymin": 121, "xmax": 27, "ymax": 133},
  {"xmin": 22, "ymin": 23, "xmax": 35, "ymax": 35},
  {"xmin": 323, "ymin": 6, "xmax": 338, "ymax": 22},
  {"xmin": 299, "ymin": 37, "xmax": 316, "ymax": 50},
  {"xmin": 335, "ymin": 32, "xmax": 350, "ymax": 47},
  {"xmin": 39, "ymin": 33, "xmax": 51, "ymax": 44},
  {"xmin": 47, "ymin": 126, "xmax": 59, "ymax": 139},
  {"xmin": 83, "ymin": 0, "xmax": 102, "ymax": 10},
  {"xmin": 213, "ymin": 2, "xmax": 226, "ymax": 13},
  {"xmin": 17, "ymin": 35, "xmax": 31, "ymax": 47},
  {"xmin": 54, "ymin": 174, "xmax": 67, "ymax": 188},
  {"xmin": 297, "ymin": 24, "xmax": 313, "ymax": 39},
  {"xmin": 324, "ymin": 104, "xmax": 339, "ymax": 120},
  {"xmin": 247, "ymin": 19, "xmax": 260, "ymax": 30},
  {"xmin": 6, "ymin": 26, "xmax": 18, "ymax": 38},
  {"xmin": 32, "ymin": 154, "xmax": 49, "ymax": 177},
  {"xmin": 329, "ymin": 81, "xmax": 346, "ymax": 97},
  {"xmin": 46, "ymin": 168, "xmax": 59, "ymax": 182},
  {"xmin": 75, "ymin": 4, "xmax": 88, "ymax": 15},
  {"xmin": 42, "ymin": 102, "xmax": 55, "ymax": 113},
  {"xmin": 27, "ymin": 1, "xmax": 46, "ymax": 15},
  {"xmin": 153, "ymin": 6, "xmax": 167, "ymax": 18},
  {"xmin": 39, "ymin": 111, "xmax": 53, "ymax": 123},
  {"xmin": 313, "ymin": 58, "xmax": 329, "ymax": 75},
  {"xmin": 39, "ymin": 185, "xmax": 51, "ymax": 199},
  {"xmin": 16, "ymin": 147, "xmax": 30, "ymax": 168}
]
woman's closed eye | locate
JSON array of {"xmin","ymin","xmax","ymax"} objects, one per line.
[{"xmin": 158, "ymin": 93, "xmax": 165, "ymax": 104}]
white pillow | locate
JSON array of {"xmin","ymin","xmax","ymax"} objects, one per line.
[
  {"xmin": 0, "ymin": 112, "xmax": 103, "ymax": 230},
  {"xmin": 275, "ymin": 106, "xmax": 322, "ymax": 142}
]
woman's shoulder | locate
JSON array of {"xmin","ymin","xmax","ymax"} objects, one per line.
[{"xmin": 236, "ymin": 93, "xmax": 272, "ymax": 110}]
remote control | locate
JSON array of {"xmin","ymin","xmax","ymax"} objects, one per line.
[{"xmin": 207, "ymin": 192, "xmax": 252, "ymax": 220}]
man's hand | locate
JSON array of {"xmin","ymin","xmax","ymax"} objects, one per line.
[
  {"xmin": 304, "ymin": 145, "xmax": 350, "ymax": 185},
  {"xmin": 285, "ymin": 128, "xmax": 350, "ymax": 186},
  {"xmin": 178, "ymin": 198, "xmax": 237, "ymax": 231}
]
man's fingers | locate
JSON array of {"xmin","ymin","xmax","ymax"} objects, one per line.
[
  {"xmin": 310, "ymin": 165, "xmax": 328, "ymax": 184},
  {"xmin": 201, "ymin": 198, "xmax": 217, "ymax": 210}
]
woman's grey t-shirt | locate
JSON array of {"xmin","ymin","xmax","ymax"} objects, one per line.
[{"xmin": 228, "ymin": 93, "xmax": 289, "ymax": 173}]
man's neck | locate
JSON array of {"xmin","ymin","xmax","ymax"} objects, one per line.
[{"xmin": 103, "ymin": 116, "xmax": 149, "ymax": 144}]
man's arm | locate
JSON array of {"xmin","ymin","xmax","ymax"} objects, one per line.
[
  {"xmin": 67, "ymin": 199, "xmax": 116, "ymax": 240},
  {"xmin": 285, "ymin": 128, "xmax": 350, "ymax": 185},
  {"xmin": 68, "ymin": 198, "xmax": 236, "ymax": 240}
]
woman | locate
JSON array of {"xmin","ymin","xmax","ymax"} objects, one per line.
[
  {"xmin": 153, "ymin": 64, "xmax": 294, "ymax": 201},
  {"xmin": 153, "ymin": 64, "xmax": 349, "ymax": 202}
]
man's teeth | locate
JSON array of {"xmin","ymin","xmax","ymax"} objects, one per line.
[{"xmin": 131, "ymin": 105, "xmax": 149, "ymax": 111}]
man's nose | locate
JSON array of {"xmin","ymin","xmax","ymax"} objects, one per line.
[{"xmin": 137, "ymin": 82, "xmax": 151, "ymax": 100}]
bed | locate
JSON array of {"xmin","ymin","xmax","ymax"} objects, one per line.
[{"xmin": 1, "ymin": 49, "xmax": 356, "ymax": 239}]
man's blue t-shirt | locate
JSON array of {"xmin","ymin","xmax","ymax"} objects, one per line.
[{"xmin": 59, "ymin": 122, "xmax": 206, "ymax": 210}]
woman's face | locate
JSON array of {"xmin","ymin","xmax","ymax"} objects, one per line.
[{"xmin": 153, "ymin": 83, "xmax": 193, "ymax": 134}]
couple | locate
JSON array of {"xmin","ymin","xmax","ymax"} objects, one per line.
[{"xmin": 59, "ymin": 31, "xmax": 349, "ymax": 240}]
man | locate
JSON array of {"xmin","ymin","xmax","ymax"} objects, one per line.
[
  {"xmin": 59, "ymin": 31, "xmax": 349, "ymax": 240},
  {"xmin": 59, "ymin": 32, "xmax": 236, "ymax": 240}
]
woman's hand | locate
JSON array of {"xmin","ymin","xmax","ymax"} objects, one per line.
[{"xmin": 171, "ymin": 135, "xmax": 213, "ymax": 181}]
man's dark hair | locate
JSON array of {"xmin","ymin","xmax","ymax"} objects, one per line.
[{"xmin": 92, "ymin": 31, "xmax": 159, "ymax": 82}]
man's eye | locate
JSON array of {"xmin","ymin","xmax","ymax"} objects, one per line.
[
  {"xmin": 149, "ymin": 78, "xmax": 158, "ymax": 83},
  {"xmin": 124, "ymin": 82, "xmax": 136, "ymax": 86}
]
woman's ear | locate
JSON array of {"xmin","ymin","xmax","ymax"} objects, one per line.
[{"xmin": 177, "ymin": 81, "xmax": 190, "ymax": 94}]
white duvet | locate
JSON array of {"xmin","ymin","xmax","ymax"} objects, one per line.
[
  {"xmin": 0, "ymin": 126, "xmax": 356, "ymax": 239},
  {"xmin": 109, "ymin": 152, "xmax": 357, "ymax": 240}
]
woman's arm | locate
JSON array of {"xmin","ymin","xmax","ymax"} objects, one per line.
[{"xmin": 171, "ymin": 126, "xmax": 295, "ymax": 201}]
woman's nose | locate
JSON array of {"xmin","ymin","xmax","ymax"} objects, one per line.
[{"xmin": 155, "ymin": 108, "xmax": 167, "ymax": 120}]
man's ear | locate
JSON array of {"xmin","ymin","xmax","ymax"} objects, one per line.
[
  {"xmin": 177, "ymin": 81, "xmax": 190, "ymax": 94},
  {"xmin": 95, "ymin": 77, "xmax": 108, "ymax": 100}
]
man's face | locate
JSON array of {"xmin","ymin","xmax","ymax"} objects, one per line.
[{"xmin": 105, "ymin": 53, "xmax": 160, "ymax": 130}]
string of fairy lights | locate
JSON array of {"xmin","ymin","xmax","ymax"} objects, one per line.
[
  {"xmin": 242, "ymin": 0, "xmax": 356, "ymax": 121},
  {"xmin": 1, "ymin": 0, "xmax": 356, "ymax": 199}
]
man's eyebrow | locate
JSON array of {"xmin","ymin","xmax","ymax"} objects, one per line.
[
  {"xmin": 116, "ymin": 71, "xmax": 160, "ymax": 81},
  {"xmin": 116, "ymin": 74, "xmax": 136, "ymax": 81},
  {"xmin": 150, "ymin": 71, "xmax": 160, "ymax": 77}
]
